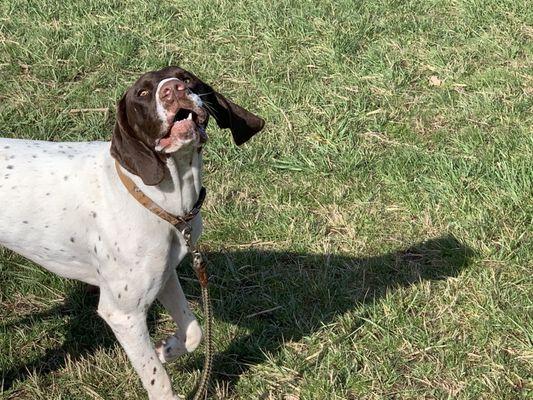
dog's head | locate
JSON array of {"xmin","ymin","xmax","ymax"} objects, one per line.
[{"xmin": 111, "ymin": 66, "xmax": 265, "ymax": 185}]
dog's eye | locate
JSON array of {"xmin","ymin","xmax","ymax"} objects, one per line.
[
  {"xmin": 182, "ymin": 77, "xmax": 191, "ymax": 84},
  {"xmin": 138, "ymin": 89, "xmax": 150, "ymax": 97}
]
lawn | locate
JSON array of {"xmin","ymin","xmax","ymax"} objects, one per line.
[{"xmin": 0, "ymin": 0, "xmax": 531, "ymax": 399}]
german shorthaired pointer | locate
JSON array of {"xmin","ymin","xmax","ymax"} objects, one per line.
[{"xmin": 0, "ymin": 66, "xmax": 264, "ymax": 399}]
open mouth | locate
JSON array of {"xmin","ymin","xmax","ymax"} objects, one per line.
[
  {"xmin": 173, "ymin": 108, "xmax": 199, "ymax": 124},
  {"xmin": 155, "ymin": 107, "xmax": 207, "ymax": 152}
]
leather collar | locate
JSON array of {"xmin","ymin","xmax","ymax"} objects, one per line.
[{"xmin": 115, "ymin": 160, "xmax": 206, "ymax": 232}]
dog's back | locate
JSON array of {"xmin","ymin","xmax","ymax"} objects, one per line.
[{"xmin": 0, "ymin": 138, "xmax": 109, "ymax": 282}]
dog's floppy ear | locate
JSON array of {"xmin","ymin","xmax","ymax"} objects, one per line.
[
  {"xmin": 110, "ymin": 94, "xmax": 166, "ymax": 186},
  {"xmin": 201, "ymin": 84, "xmax": 265, "ymax": 145}
]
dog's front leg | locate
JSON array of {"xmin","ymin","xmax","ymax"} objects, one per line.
[
  {"xmin": 98, "ymin": 290, "xmax": 181, "ymax": 400},
  {"xmin": 156, "ymin": 269, "xmax": 203, "ymax": 363}
]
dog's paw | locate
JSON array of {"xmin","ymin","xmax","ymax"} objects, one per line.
[
  {"xmin": 155, "ymin": 334, "xmax": 187, "ymax": 363},
  {"xmin": 155, "ymin": 322, "xmax": 203, "ymax": 363}
]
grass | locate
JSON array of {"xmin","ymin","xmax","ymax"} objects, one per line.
[{"xmin": 0, "ymin": 0, "xmax": 531, "ymax": 398}]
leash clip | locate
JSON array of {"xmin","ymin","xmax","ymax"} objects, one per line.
[
  {"xmin": 180, "ymin": 223, "xmax": 208, "ymax": 288},
  {"xmin": 192, "ymin": 249, "xmax": 208, "ymax": 288},
  {"xmin": 181, "ymin": 223, "xmax": 193, "ymax": 247}
]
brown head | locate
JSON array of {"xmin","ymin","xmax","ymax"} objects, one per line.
[{"xmin": 110, "ymin": 66, "xmax": 265, "ymax": 185}]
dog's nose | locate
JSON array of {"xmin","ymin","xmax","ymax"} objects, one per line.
[{"xmin": 159, "ymin": 80, "xmax": 188, "ymax": 100}]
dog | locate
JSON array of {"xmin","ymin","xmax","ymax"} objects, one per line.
[{"xmin": 0, "ymin": 66, "xmax": 264, "ymax": 399}]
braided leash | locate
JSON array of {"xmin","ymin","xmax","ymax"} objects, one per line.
[{"xmin": 182, "ymin": 227, "xmax": 213, "ymax": 400}]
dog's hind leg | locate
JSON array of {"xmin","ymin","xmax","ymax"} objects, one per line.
[
  {"xmin": 97, "ymin": 290, "xmax": 181, "ymax": 400},
  {"xmin": 155, "ymin": 269, "xmax": 203, "ymax": 363}
]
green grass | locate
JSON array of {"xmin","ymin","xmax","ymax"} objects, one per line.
[{"xmin": 1, "ymin": 0, "xmax": 532, "ymax": 398}]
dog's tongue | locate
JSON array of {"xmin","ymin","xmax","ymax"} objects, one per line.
[
  {"xmin": 171, "ymin": 118, "xmax": 196, "ymax": 137},
  {"xmin": 158, "ymin": 119, "xmax": 196, "ymax": 149},
  {"xmin": 157, "ymin": 136, "xmax": 173, "ymax": 149}
]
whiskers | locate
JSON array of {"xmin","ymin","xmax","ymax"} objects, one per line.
[
  {"xmin": 196, "ymin": 92, "xmax": 213, "ymax": 97},
  {"xmin": 201, "ymin": 99, "xmax": 217, "ymax": 116},
  {"xmin": 192, "ymin": 91, "xmax": 217, "ymax": 115}
]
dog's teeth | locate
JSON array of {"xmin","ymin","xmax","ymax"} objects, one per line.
[{"xmin": 187, "ymin": 112, "xmax": 193, "ymax": 120}]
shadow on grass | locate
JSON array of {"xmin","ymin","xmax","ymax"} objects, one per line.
[{"xmin": 1, "ymin": 234, "xmax": 473, "ymax": 395}]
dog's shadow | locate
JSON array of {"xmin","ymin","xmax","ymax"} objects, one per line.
[{"xmin": 1, "ymin": 234, "xmax": 473, "ymax": 395}]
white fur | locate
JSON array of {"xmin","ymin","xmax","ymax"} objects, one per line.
[{"xmin": 0, "ymin": 136, "xmax": 204, "ymax": 400}]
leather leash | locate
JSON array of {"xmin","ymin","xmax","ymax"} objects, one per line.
[{"xmin": 115, "ymin": 161, "xmax": 213, "ymax": 399}]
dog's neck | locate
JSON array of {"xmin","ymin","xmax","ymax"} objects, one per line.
[
  {"xmin": 160, "ymin": 149, "xmax": 203, "ymax": 217},
  {"xmin": 118, "ymin": 149, "xmax": 203, "ymax": 218}
]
